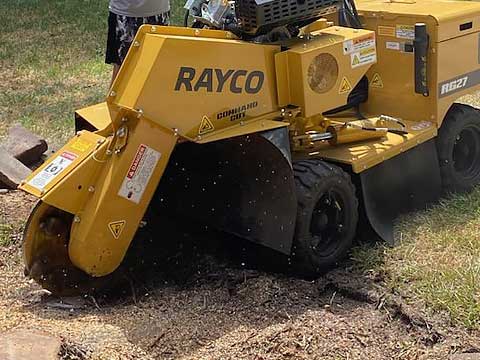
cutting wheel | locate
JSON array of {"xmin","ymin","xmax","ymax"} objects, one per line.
[{"xmin": 23, "ymin": 201, "xmax": 121, "ymax": 297}]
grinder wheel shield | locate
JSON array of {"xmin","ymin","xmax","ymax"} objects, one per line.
[{"xmin": 23, "ymin": 202, "xmax": 120, "ymax": 296}]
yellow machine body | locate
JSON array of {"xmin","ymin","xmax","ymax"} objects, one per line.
[
  {"xmin": 356, "ymin": 0, "xmax": 480, "ymax": 126},
  {"xmin": 18, "ymin": 0, "xmax": 480, "ymax": 287},
  {"xmin": 275, "ymin": 26, "xmax": 375, "ymax": 117},
  {"xmin": 21, "ymin": 25, "xmax": 377, "ymax": 277}
]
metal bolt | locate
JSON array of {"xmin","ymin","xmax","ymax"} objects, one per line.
[
  {"xmin": 106, "ymin": 150, "xmax": 113, "ymax": 156},
  {"xmin": 97, "ymin": 139, "xmax": 105, "ymax": 145},
  {"xmin": 194, "ymin": 29, "xmax": 200, "ymax": 36},
  {"xmin": 88, "ymin": 186, "xmax": 95, "ymax": 193},
  {"xmin": 151, "ymin": 26, "xmax": 157, "ymax": 32},
  {"xmin": 110, "ymin": 91, "xmax": 116, "ymax": 97},
  {"xmin": 139, "ymin": 221, "xmax": 147, "ymax": 228},
  {"xmin": 133, "ymin": 41, "xmax": 140, "ymax": 47},
  {"xmin": 74, "ymin": 216, "xmax": 81, "ymax": 223},
  {"xmin": 116, "ymin": 127, "xmax": 126, "ymax": 138},
  {"xmin": 114, "ymin": 149, "xmax": 122, "ymax": 154},
  {"xmin": 121, "ymin": 117, "xmax": 128, "ymax": 122}
]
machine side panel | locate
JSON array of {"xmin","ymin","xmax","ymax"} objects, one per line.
[
  {"xmin": 358, "ymin": 1, "xmax": 480, "ymax": 127},
  {"xmin": 437, "ymin": 31, "xmax": 480, "ymax": 125},
  {"xmin": 277, "ymin": 27, "xmax": 376, "ymax": 117},
  {"xmin": 358, "ymin": 13, "xmax": 437, "ymax": 123},
  {"xmin": 109, "ymin": 28, "xmax": 281, "ymax": 141}
]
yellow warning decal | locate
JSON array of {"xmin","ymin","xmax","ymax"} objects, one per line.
[
  {"xmin": 352, "ymin": 54, "xmax": 360, "ymax": 67},
  {"xmin": 109, "ymin": 220, "xmax": 126, "ymax": 239},
  {"xmin": 370, "ymin": 73, "xmax": 384, "ymax": 88},
  {"xmin": 198, "ymin": 116, "xmax": 215, "ymax": 135},
  {"xmin": 70, "ymin": 138, "xmax": 92, "ymax": 153},
  {"xmin": 339, "ymin": 77, "xmax": 352, "ymax": 94}
]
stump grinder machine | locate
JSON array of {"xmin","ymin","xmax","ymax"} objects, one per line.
[{"xmin": 19, "ymin": 0, "xmax": 480, "ymax": 295}]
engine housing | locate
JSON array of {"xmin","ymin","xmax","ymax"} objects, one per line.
[{"xmin": 236, "ymin": 0, "xmax": 340, "ymax": 35}]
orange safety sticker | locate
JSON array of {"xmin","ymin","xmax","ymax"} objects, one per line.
[{"xmin": 378, "ymin": 26, "xmax": 396, "ymax": 37}]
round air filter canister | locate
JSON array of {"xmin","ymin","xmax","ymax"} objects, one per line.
[{"xmin": 307, "ymin": 53, "xmax": 339, "ymax": 94}]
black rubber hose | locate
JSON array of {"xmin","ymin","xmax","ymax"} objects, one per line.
[{"xmin": 343, "ymin": 0, "xmax": 362, "ymax": 28}]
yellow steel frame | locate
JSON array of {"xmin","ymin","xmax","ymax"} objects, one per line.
[{"xmin": 19, "ymin": 0, "xmax": 480, "ymax": 276}]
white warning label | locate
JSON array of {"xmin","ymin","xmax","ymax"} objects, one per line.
[
  {"xmin": 28, "ymin": 152, "xmax": 77, "ymax": 191},
  {"xmin": 386, "ymin": 41, "xmax": 401, "ymax": 51},
  {"xmin": 396, "ymin": 25, "xmax": 415, "ymax": 40},
  {"xmin": 351, "ymin": 48, "xmax": 377, "ymax": 68},
  {"xmin": 118, "ymin": 144, "xmax": 161, "ymax": 204},
  {"xmin": 343, "ymin": 33, "xmax": 376, "ymax": 55}
]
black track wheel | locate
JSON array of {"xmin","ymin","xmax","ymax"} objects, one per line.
[
  {"xmin": 292, "ymin": 160, "xmax": 358, "ymax": 276},
  {"xmin": 437, "ymin": 103, "xmax": 480, "ymax": 193}
]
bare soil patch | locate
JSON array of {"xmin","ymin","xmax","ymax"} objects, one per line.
[{"xmin": 0, "ymin": 191, "xmax": 479, "ymax": 359}]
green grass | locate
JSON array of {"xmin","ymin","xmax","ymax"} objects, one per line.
[
  {"xmin": 0, "ymin": 0, "xmax": 185, "ymax": 147},
  {"xmin": 352, "ymin": 188, "xmax": 480, "ymax": 329},
  {"xmin": 0, "ymin": 224, "xmax": 15, "ymax": 247}
]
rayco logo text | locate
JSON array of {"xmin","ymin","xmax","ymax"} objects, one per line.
[{"xmin": 175, "ymin": 67, "xmax": 265, "ymax": 94}]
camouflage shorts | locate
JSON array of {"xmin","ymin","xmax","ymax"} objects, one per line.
[{"xmin": 106, "ymin": 11, "xmax": 170, "ymax": 65}]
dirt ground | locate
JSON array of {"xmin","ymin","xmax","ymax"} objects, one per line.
[{"xmin": 0, "ymin": 191, "xmax": 479, "ymax": 360}]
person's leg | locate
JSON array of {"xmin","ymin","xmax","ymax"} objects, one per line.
[
  {"xmin": 117, "ymin": 16, "xmax": 139, "ymax": 66},
  {"xmin": 145, "ymin": 10, "xmax": 171, "ymax": 26},
  {"xmin": 105, "ymin": 12, "xmax": 122, "ymax": 87},
  {"xmin": 109, "ymin": 11, "xmax": 171, "ymax": 86}
]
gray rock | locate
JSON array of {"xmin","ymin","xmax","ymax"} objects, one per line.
[
  {"xmin": 3, "ymin": 124, "xmax": 48, "ymax": 165},
  {"xmin": 0, "ymin": 329, "xmax": 61, "ymax": 360},
  {"xmin": 0, "ymin": 148, "xmax": 31, "ymax": 189}
]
